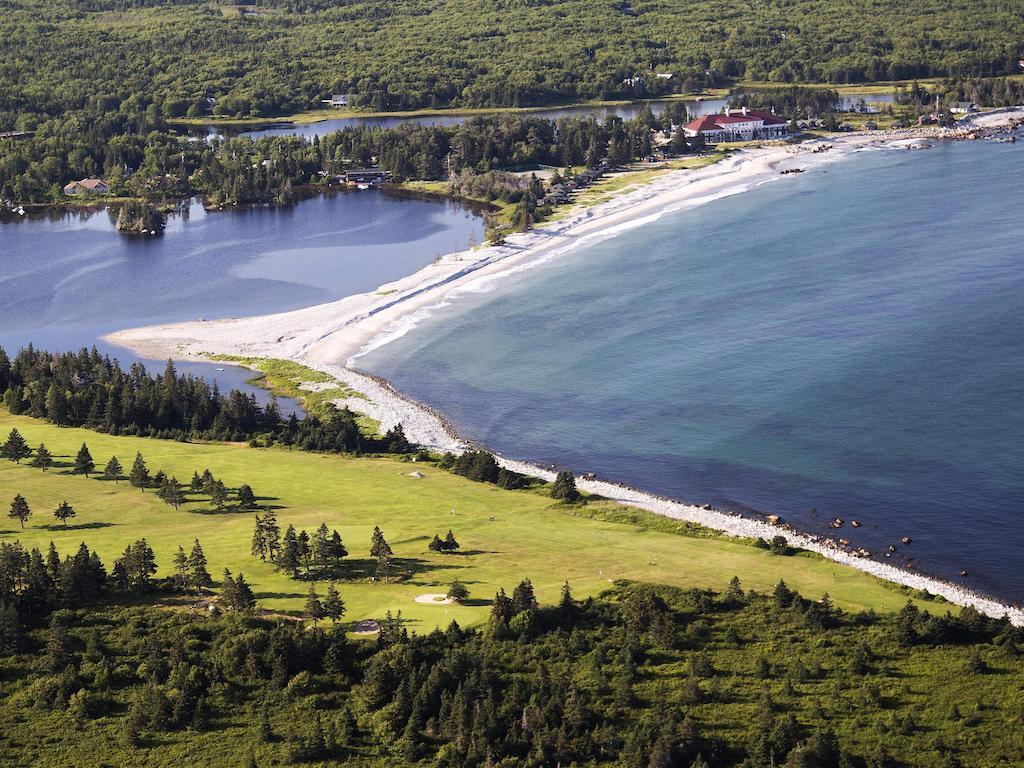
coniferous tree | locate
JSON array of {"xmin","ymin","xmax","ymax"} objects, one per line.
[
  {"xmin": 323, "ymin": 583, "xmax": 345, "ymax": 624},
  {"xmin": 2, "ymin": 428, "xmax": 31, "ymax": 463},
  {"xmin": 370, "ymin": 526, "xmax": 393, "ymax": 582},
  {"xmin": 188, "ymin": 539, "xmax": 212, "ymax": 588},
  {"xmin": 190, "ymin": 471, "xmax": 203, "ymax": 492},
  {"xmin": 103, "ymin": 455, "xmax": 123, "ymax": 482},
  {"xmin": 74, "ymin": 443, "xmax": 95, "ymax": 476},
  {"xmin": 8, "ymin": 494, "xmax": 30, "ymax": 529},
  {"xmin": 29, "ymin": 443, "xmax": 53, "ymax": 471},
  {"xmin": 551, "ymin": 470, "xmax": 580, "ymax": 502},
  {"xmin": 53, "ymin": 500, "xmax": 76, "ymax": 527},
  {"xmin": 232, "ymin": 573, "xmax": 256, "ymax": 611},
  {"xmin": 312, "ymin": 523, "xmax": 331, "ymax": 568},
  {"xmin": 447, "ymin": 580, "xmax": 470, "ymax": 603},
  {"xmin": 298, "ymin": 530, "xmax": 312, "ymax": 571},
  {"xmin": 173, "ymin": 545, "xmax": 189, "ymax": 590},
  {"xmin": 114, "ymin": 539, "xmax": 158, "ymax": 593},
  {"xmin": 328, "ymin": 530, "xmax": 347, "ymax": 563},
  {"xmin": 512, "ymin": 578, "xmax": 538, "ymax": 614},
  {"xmin": 209, "ymin": 480, "xmax": 228, "ymax": 510},
  {"xmin": 237, "ymin": 484, "xmax": 256, "ymax": 509},
  {"xmin": 251, "ymin": 514, "xmax": 268, "ymax": 560},
  {"xmin": 443, "ymin": 529, "xmax": 460, "ymax": 552},
  {"xmin": 162, "ymin": 477, "xmax": 184, "ymax": 510},
  {"xmin": 263, "ymin": 508, "xmax": 281, "ymax": 561},
  {"xmin": 279, "ymin": 525, "xmax": 301, "ymax": 576},
  {"xmin": 304, "ymin": 583, "xmax": 323, "ymax": 627},
  {"xmin": 129, "ymin": 452, "xmax": 150, "ymax": 490}
]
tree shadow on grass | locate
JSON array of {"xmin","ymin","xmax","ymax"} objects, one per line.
[
  {"xmin": 290, "ymin": 557, "xmax": 466, "ymax": 583},
  {"xmin": 254, "ymin": 590, "xmax": 307, "ymax": 601},
  {"xmin": 37, "ymin": 521, "xmax": 116, "ymax": 532}
]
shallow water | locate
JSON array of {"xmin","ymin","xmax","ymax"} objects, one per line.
[
  {"xmin": 0, "ymin": 190, "xmax": 482, "ymax": 412},
  {"xmin": 360, "ymin": 139, "xmax": 1024, "ymax": 604}
]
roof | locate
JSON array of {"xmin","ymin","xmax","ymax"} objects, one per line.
[
  {"xmin": 64, "ymin": 178, "xmax": 108, "ymax": 190},
  {"xmin": 684, "ymin": 109, "xmax": 787, "ymax": 133}
]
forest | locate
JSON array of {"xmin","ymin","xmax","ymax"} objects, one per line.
[{"xmin": 1, "ymin": 544, "xmax": 1022, "ymax": 767}]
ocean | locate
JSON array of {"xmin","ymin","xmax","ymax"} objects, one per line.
[{"xmin": 358, "ymin": 139, "xmax": 1024, "ymax": 604}]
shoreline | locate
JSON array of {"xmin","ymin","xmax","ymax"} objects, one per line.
[{"xmin": 106, "ymin": 109, "xmax": 1024, "ymax": 625}]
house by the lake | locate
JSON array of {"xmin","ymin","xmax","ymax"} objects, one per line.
[
  {"xmin": 328, "ymin": 94, "xmax": 351, "ymax": 107},
  {"xmin": 682, "ymin": 108, "xmax": 788, "ymax": 142},
  {"xmin": 63, "ymin": 178, "xmax": 110, "ymax": 196},
  {"xmin": 949, "ymin": 101, "xmax": 978, "ymax": 114},
  {"xmin": 343, "ymin": 168, "xmax": 387, "ymax": 185}
]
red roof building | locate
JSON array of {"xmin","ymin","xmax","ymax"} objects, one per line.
[{"xmin": 682, "ymin": 108, "xmax": 788, "ymax": 142}]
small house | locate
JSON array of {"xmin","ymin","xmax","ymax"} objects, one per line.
[
  {"xmin": 949, "ymin": 101, "xmax": 977, "ymax": 114},
  {"xmin": 329, "ymin": 94, "xmax": 351, "ymax": 107},
  {"xmin": 63, "ymin": 178, "xmax": 110, "ymax": 196}
]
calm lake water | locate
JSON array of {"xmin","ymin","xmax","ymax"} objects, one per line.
[
  {"xmin": 0, "ymin": 190, "xmax": 483, "ymax": 412},
  {"xmin": 200, "ymin": 91, "xmax": 895, "ymax": 141},
  {"xmin": 360, "ymin": 139, "xmax": 1024, "ymax": 604}
]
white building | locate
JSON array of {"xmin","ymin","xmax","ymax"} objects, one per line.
[{"xmin": 683, "ymin": 107, "xmax": 788, "ymax": 142}]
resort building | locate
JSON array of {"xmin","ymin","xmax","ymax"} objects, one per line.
[
  {"xmin": 62, "ymin": 178, "xmax": 110, "ymax": 196},
  {"xmin": 682, "ymin": 108, "xmax": 788, "ymax": 143}
]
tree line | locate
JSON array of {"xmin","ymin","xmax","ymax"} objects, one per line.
[
  {"xmin": 1, "ymin": 572, "xmax": 1020, "ymax": 765},
  {"xmin": 0, "ymin": 345, "xmax": 411, "ymax": 455}
]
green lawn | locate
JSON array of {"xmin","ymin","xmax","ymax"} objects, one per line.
[{"xmin": 0, "ymin": 410, "xmax": 940, "ymax": 632}]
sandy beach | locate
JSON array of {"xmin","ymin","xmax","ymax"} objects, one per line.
[{"xmin": 106, "ymin": 108, "xmax": 1024, "ymax": 625}]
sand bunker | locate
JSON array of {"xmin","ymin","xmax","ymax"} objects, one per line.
[{"xmin": 415, "ymin": 593, "xmax": 453, "ymax": 605}]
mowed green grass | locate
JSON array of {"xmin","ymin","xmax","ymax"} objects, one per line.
[{"xmin": 0, "ymin": 411, "xmax": 935, "ymax": 631}]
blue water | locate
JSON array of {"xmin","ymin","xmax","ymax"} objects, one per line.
[
  {"xmin": 360, "ymin": 140, "xmax": 1024, "ymax": 603},
  {"xmin": 0, "ymin": 190, "xmax": 482, "ymax": 413}
]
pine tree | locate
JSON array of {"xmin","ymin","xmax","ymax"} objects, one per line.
[
  {"xmin": 114, "ymin": 539, "xmax": 158, "ymax": 593},
  {"xmin": 251, "ymin": 514, "xmax": 268, "ymax": 560},
  {"xmin": 2, "ymin": 428, "xmax": 31, "ymax": 463},
  {"xmin": 53, "ymin": 500, "xmax": 76, "ymax": 527},
  {"xmin": 190, "ymin": 471, "xmax": 203, "ymax": 492},
  {"xmin": 209, "ymin": 480, "xmax": 228, "ymax": 510},
  {"xmin": 443, "ymin": 529, "xmax": 460, "ymax": 552},
  {"xmin": 129, "ymin": 452, "xmax": 150, "ymax": 490},
  {"xmin": 188, "ymin": 539, "xmax": 212, "ymax": 588},
  {"xmin": 103, "ymin": 455, "xmax": 123, "ymax": 482},
  {"xmin": 323, "ymin": 583, "xmax": 345, "ymax": 624},
  {"xmin": 298, "ymin": 530, "xmax": 311, "ymax": 571},
  {"xmin": 263, "ymin": 508, "xmax": 281, "ymax": 561},
  {"xmin": 512, "ymin": 578, "xmax": 538, "ymax": 614},
  {"xmin": 173, "ymin": 545, "xmax": 189, "ymax": 590},
  {"xmin": 29, "ymin": 443, "xmax": 53, "ymax": 471},
  {"xmin": 551, "ymin": 470, "xmax": 580, "ymax": 502},
  {"xmin": 428, "ymin": 534, "xmax": 444, "ymax": 552},
  {"xmin": 8, "ymin": 494, "xmax": 30, "ymax": 529},
  {"xmin": 304, "ymin": 584, "xmax": 323, "ymax": 627},
  {"xmin": 162, "ymin": 477, "xmax": 184, "ymax": 510},
  {"xmin": 237, "ymin": 484, "xmax": 256, "ymax": 509},
  {"xmin": 74, "ymin": 443, "xmax": 95, "ymax": 476},
  {"xmin": 447, "ymin": 580, "xmax": 470, "ymax": 603},
  {"xmin": 329, "ymin": 530, "xmax": 347, "ymax": 563},
  {"xmin": 200, "ymin": 469, "xmax": 215, "ymax": 494},
  {"xmin": 312, "ymin": 523, "xmax": 331, "ymax": 568},
  {"xmin": 279, "ymin": 525, "xmax": 301, "ymax": 576},
  {"xmin": 232, "ymin": 573, "xmax": 256, "ymax": 611}
]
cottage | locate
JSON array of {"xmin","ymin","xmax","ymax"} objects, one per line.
[
  {"xmin": 949, "ymin": 101, "xmax": 978, "ymax": 114},
  {"xmin": 328, "ymin": 94, "xmax": 351, "ymax": 107},
  {"xmin": 682, "ymin": 107, "xmax": 788, "ymax": 143},
  {"xmin": 63, "ymin": 178, "xmax": 110, "ymax": 196}
]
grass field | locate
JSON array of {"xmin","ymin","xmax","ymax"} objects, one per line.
[{"xmin": 0, "ymin": 410, "xmax": 943, "ymax": 632}]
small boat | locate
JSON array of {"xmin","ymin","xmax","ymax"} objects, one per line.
[
  {"xmin": 356, "ymin": 183, "xmax": 370, "ymax": 190},
  {"xmin": 215, "ymin": 367, "xmax": 225, "ymax": 371},
  {"xmin": 851, "ymin": 520, "xmax": 861, "ymax": 528},
  {"xmin": 901, "ymin": 536, "xmax": 912, "ymax": 545}
]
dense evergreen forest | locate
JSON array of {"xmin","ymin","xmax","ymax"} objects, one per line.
[
  {"xmin": 1, "ymin": 539, "xmax": 1022, "ymax": 767},
  {"xmin": 0, "ymin": 345, "xmax": 411, "ymax": 453},
  {"xmin": 0, "ymin": 105, "xmax": 692, "ymax": 205}
]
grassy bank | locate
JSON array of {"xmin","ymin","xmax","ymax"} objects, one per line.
[{"xmin": 0, "ymin": 410, "xmax": 949, "ymax": 634}]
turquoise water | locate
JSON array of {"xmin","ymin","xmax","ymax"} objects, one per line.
[{"xmin": 360, "ymin": 140, "xmax": 1024, "ymax": 603}]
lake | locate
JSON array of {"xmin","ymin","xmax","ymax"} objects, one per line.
[
  {"xmin": 358, "ymin": 138, "xmax": 1024, "ymax": 604},
  {"xmin": 0, "ymin": 190, "xmax": 483, "ymax": 413}
]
